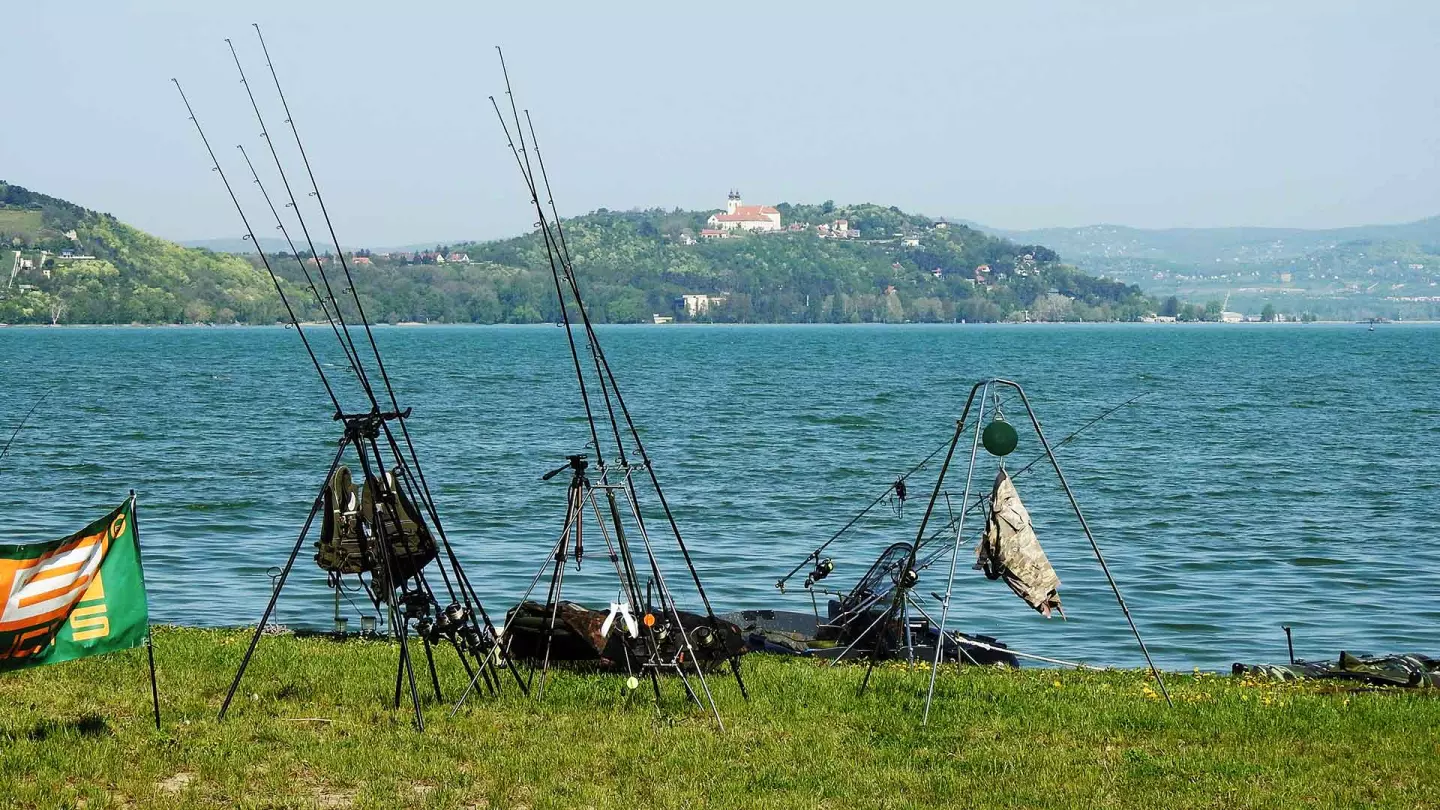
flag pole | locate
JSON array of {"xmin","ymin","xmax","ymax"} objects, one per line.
[
  {"xmin": 131, "ymin": 491, "xmax": 161, "ymax": 731},
  {"xmin": 146, "ymin": 628, "xmax": 160, "ymax": 731}
]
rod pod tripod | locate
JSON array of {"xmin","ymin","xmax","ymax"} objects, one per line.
[
  {"xmin": 456, "ymin": 453, "xmax": 726, "ymax": 727},
  {"xmin": 842, "ymin": 379, "xmax": 1172, "ymax": 725},
  {"xmin": 217, "ymin": 410, "xmax": 522, "ymax": 731}
]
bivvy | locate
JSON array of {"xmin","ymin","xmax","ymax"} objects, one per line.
[
  {"xmin": 448, "ymin": 50, "xmax": 747, "ymax": 728},
  {"xmin": 173, "ymin": 27, "xmax": 521, "ymax": 731}
]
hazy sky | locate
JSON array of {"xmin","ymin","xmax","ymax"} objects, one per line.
[{"xmin": 5, "ymin": 1, "xmax": 1437, "ymax": 245}]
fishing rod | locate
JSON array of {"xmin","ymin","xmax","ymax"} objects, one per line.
[
  {"xmin": 170, "ymin": 79, "xmax": 342, "ymax": 416},
  {"xmin": 180, "ymin": 33, "xmax": 528, "ymax": 724},
  {"xmin": 175, "ymin": 77, "xmax": 434, "ymax": 724},
  {"xmin": 0, "ymin": 390, "xmax": 53, "ymax": 473},
  {"xmin": 516, "ymin": 94, "xmax": 748, "ymax": 700},
  {"xmin": 226, "ymin": 38, "xmax": 371, "ymax": 400},
  {"xmin": 775, "ymin": 434, "xmax": 953, "ymax": 591},
  {"xmin": 516, "ymin": 106, "xmax": 740, "ymax": 667},
  {"xmin": 248, "ymin": 26, "xmax": 512, "ymax": 664},
  {"xmin": 231, "ymin": 37, "xmax": 473, "ymax": 621},
  {"xmin": 249, "ymin": 25, "xmax": 504, "ymax": 643},
  {"xmin": 483, "ymin": 51, "xmax": 741, "ymax": 718}
]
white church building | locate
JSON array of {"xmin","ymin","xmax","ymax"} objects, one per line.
[{"xmin": 705, "ymin": 191, "xmax": 781, "ymax": 233}]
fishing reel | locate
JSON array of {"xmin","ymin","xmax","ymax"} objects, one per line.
[
  {"xmin": 803, "ymin": 557, "xmax": 835, "ymax": 589},
  {"xmin": 691, "ymin": 625, "xmax": 717, "ymax": 649},
  {"xmin": 426, "ymin": 601, "xmax": 469, "ymax": 641},
  {"xmin": 897, "ymin": 567, "xmax": 919, "ymax": 590},
  {"xmin": 400, "ymin": 591, "xmax": 437, "ymax": 639}
]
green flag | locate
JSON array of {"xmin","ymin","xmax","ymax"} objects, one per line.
[{"xmin": 0, "ymin": 497, "xmax": 150, "ymax": 671}]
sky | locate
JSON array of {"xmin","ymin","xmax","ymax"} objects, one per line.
[{"xmin": 4, "ymin": 1, "xmax": 1438, "ymax": 246}]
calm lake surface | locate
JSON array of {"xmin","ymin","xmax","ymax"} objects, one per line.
[{"xmin": 1, "ymin": 323, "xmax": 1436, "ymax": 670}]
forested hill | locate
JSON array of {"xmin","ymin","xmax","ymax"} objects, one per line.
[
  {"xmin": 445, "ymin": 203, "xmax": 1152, "ymax": 323},
  {"xmin": 0, "ymin": 184, "xmax": 1152, "ymax": 324},
  {"xmin": 0, "ymin": 182, "xmax": 280, "ymax": 324}
]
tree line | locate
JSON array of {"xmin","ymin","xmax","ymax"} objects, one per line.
[{"xmin": 1, "ymin": 185, "xmax": 1162, "ymax": 325}]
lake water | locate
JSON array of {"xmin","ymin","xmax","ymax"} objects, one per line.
[{"xmin": 0, "ymin": 323, "xmax": 1436, "ymax": 671}]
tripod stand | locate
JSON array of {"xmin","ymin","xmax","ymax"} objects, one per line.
[
  {"xmin": 217, "ymin": 409, "xmax": 521, "ymax": 731},
  {"xmin": 845, "ymin": 379, "xmax": 1171, "ymax": 724},
  {"xmin": 455, "ymin": 453, "xmax": 726, "ymax": 726}
]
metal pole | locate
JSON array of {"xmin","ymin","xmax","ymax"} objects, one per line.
[
  {"xmin": 922, "ymin": 383, "xmax": 991, "ymax": 725},
  {"xmin": 220, "ymin": 441, "xmax": 348, "ymax": 719},
  {"xmin": 1007, "ymin": 381, "xmax": 1173, "ymax": 707}
]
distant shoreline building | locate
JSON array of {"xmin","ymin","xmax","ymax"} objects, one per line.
[{"xmin": 706, "ymin": 191, "xmax": 781, "ymax": 233}]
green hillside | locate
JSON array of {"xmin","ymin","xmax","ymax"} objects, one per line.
[
  {"xmin": 0, "ymin": 182, "xmax": 282, "ymax": 324},
  {"xmin": 0, "ymin": 183, "xmax": 1155, "ymax": 325},
  {"xmin": 437, "ymin": 203, "xmax": 1152, "ymax": 323}
]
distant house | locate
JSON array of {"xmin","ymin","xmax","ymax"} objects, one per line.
[
  {"xmin": 680, "ymin": 293, "xmax": 727, "ymax": 317},
  {"xmin": 678, "ymin": 231, "xmax": 697, "ymax": 246},
  {"xmin": 352, "ymin": 256, "xmax": 373, "ymax": 266},
  {"xmin": 447, "ymin": 252, "xmax": 471, "ymax": 264},
  {"xmin": 652, "ymin": 314, "xmax": 674, "ymax": 324},
  {"xmin": 699, "ymin": 228, "xmax": 727, "ymax": 239},
  {"xmin": 901, "ymin": 236, "xmax": 920, "ymax": 247},
  {"xmin": 706, "ymin": 191, "xmax": 781, "ymax": 233}
]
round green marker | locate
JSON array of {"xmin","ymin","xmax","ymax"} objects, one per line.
[{"xmin": 982, "ymin": 419, "xmax": 1018, "ymax": 457}]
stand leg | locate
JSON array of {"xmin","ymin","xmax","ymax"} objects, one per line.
[
  {"xmin": 219, "ymin": 442, "xmax": 348, "ymax": 720},
  {"xmin": 355, "ymin": 434, "xmax": 426, "ymax": 730},
  {"xmin": 924, "ymin": 389, "xmax": 988, "ymax": 725},
  {"xmin": 394, "ymin": 643, "xmax": 405, "ymax": 708},
  {"xmin": 423, "ymin": 635, "xmax": 443, "ymax": 702}
]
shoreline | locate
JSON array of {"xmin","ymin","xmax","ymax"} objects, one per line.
[{"xmin": 1, "ymin": 319, "xmax": 1436, "ymax": 329}]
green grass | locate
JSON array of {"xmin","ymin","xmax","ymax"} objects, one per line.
[
  {"xmin": 0, "ymin": 208, "xmax": 44, "ymax": 242},
  {"xmin": 2, "ymin": 627, "xmax": 1438, "ymax": 809}
]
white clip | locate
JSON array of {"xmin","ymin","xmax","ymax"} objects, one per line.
[{"xmin": 601, "ymin": 602, "xmax": 638, "ymax": 638}]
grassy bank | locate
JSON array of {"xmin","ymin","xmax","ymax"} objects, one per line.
[{"xmin": 1, "ymin": 628, "xmax": 1437, "ymax": 809}]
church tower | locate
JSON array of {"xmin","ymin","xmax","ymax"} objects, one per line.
[{"xmin": 727, "ymin": 189, "xmax": 741, "ymax": 215}]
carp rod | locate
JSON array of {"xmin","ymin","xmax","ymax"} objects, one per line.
[
  {"xmin": 486, "ymin": 49, "xmax": 745, "ymax": 710},
  {"xmin": 777, "ymin": 391, "xmax": 1149, "ymax": 592},
  {"xmin": 521, "ymin": 105, "xmax": 746, "ymax": 683},
  {"xmin": 176, "ymin": 29, "xmax": 525, "ymax": 717},
  {"xmin": 246, "ymin": 25, "xmax": 514, "ymax": 663},
  {"xmin": 506, "ymin": 59, "xmax": 742, "ymax": 661},
  {"xmin": 226, "ymin": 37, "xmax": 370, "ymax": 399}
]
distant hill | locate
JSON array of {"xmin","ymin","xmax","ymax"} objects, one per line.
[
  {"xmin": 1, "ymin": 183, "xmax": 1153, "ymax": 324},
  {"xmin": 180, "ymin": 237, "xmax": 336, "ymax": 255},
  {"xmin": 0, "ymin": 181, "xmax": 283, "ymax": 324},
  {"xmin": 973, "ymin": 217, "xmax": 1440, "ymax": 266},
  {"xmin": 439, "ymin": 201, "xmax": 1151, "ymax": 323},
  {"xmin": 963, "ymin": 216, "xmax": 1440, "ymax": 320},
  {"xmin": 178, "ymin": 238, "xmax": 455, "ymax": 255}
]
